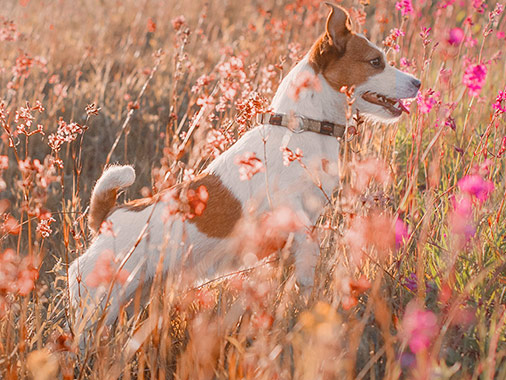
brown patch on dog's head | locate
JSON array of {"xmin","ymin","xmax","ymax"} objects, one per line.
[{"xmin": 309, "ymin": 3, "xmax": 385, "ymax": 91}]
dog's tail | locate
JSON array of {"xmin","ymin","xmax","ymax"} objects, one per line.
[{"xmin": 88, "ymin": 165, "xmax": 136, "ymax": 234}]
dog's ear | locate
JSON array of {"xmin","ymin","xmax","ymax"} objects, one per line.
[{"xmin": 324, "ymin": 3, "xmax": 352, "ymax": 53}]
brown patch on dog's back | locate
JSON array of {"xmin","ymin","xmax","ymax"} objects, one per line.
[
  {"xmin": 188, "ymin": 174, "xmax": 242, "ymax": 238},
  {"xmin": 120, "ymin": 173, "xmax": 242, "ymax": 239}
]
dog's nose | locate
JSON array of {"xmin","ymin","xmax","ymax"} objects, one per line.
[{"xmin": 411, "ymin": 78, "xmax": 421, "ymax": 89}]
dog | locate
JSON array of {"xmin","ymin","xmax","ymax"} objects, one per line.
[{"xmin": 68, "ymin": 3, "xmax": 420, "ymax": 329}]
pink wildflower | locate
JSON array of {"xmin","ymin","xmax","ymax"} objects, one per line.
[
  {"xmin": 186, "ymin": 185, "xmax": 209, "ymax": 217},
  {"xmin": 447, "ymin": 27, "xmax": 464, "ymax": 45},
  {"xmin": 48, "ymin": 118, "xmax": 87, "ymax": 152},
  {"xmin": 280, "ymin": 146, "xmax": 303, "ymax": 166},
  {"xmin": 395, "ymin": 0, "xmax": 414, "ymax": 16},
  {"xmin": 289, "ymin": 71, "xmax": 321, "ymax": 101},
  {"xmin": 263, "ymin": 206, "xmax": 304, "ymax": 234},
  {"xmin": 0, "ymin": 249, "xmax": 39, "ymax": 303},
  {"xmin": 458, "ymin": 174, "xmax": 494, "ymax": 202},
  {"xmin": 0, "ymin": 18, "xmax": 19, "ymax": 42},
  {"xmin": 349, "ymin": 157, "xmax": 391, "ymax": 192},
  {"xmin": 36, "ymin": 215, "xmax": 55, "ymax": 238},
  {"xmin": 463, "ymin": 64, "xmax": 487, "ymax": 97},
  {"xmin": 472, "ymin": 0, "xmax": 487, "ymax": 13},
  {"xmin": 86, "ymin": 250, "xmax": 129, "ymax": 288},
  {"xmin": 234, "ymin": 152, "xmax": 264, "ymax": 181},
  {"xmin": 401, "ymin": 301, "xmax": 438, "ymax": 353},
  {"xmin": 343, "ymin": 211, "xmax": 396, "ymax": 264},
  {"xmin": 416, "ymin": 88, "xmax": 440, "ymax": 114},
  {"xmin": 383, "ymin": 28, "xmax": 405, "ymax": 51},
  {"xmin": 492, "ymin": 88, "xmax": 506, "ymax": 114},
  {"xmin": 395, "ymin": 218, "xmax": 409, "ymax": 249},
  {"xmin": 171, "ymin": 15, "xmax": 186, "ymax": 31},
  {"xmin": 196, "ymin": 94, "xmax": 215, "ymax": 108},
  {"xmin": 497, "ymin": 136, "xmax": 506, "ymax": 157},
  {"xmin": 450, "ymin": 196, "xmax": 475, "ymax": 238},
  {"xmin": 147, "ymin": 18, "xmax": 156, "ymax": 33},
  {"xmin": 0, "ymin": 156, "xmax": 8, "ymax": 170}
]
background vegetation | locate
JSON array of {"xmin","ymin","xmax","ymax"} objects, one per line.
[{"xmin": 0, "ymin": 0, "xmax": 505, "ymax": 378}]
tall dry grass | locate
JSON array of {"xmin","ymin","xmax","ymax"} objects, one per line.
[{"xmin": 0, "ymin": 0, "xmax": 505, "ymax": 379}]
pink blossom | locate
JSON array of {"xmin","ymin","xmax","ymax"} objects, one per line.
[
  {"xmin": 463, "ymin": 63, "xmax": 487, "ymax": 97},
  {"xmin": 0, "ymin": 18, "xmax": 19, "ymax": 42},
  {"xmin": 36, "ymin": 216, "xmax": 55, "ymax": 238},
  {"xmin": 447, "ymin": 27, "xmax": 464, "ymax": 45},
  {"xmin": 492, "ymin": 88, "xmax": 506, "ymax": 114},
  {"xmin": 86, "ymin": 250, "xmax": 129, "ymax": 288},
  {"xmin": 458, "ymin": 174, "xmax": 494, "ymax": 202},
  {"xmin": 0, "ymin": 156, "xmax": 8, "ymax": 170},
  {"xmin": 196, "ymin": 94, "xmax": 215, "ymax": 108},
  {"xmin": 280, "ymin": 146, "xmax": 303, "ymax": 167},
  {"xmin": 289, "ymin": 71, "xmax": 321, "ymax": 101},
  {"xmin": 464, "ymin": 36, "xmax": 478, "ymax": 48},
  {"xmin": 263, "ymin": 206, "xmax": 303, "ymax": 234},
  {"xmin": 416, "ymin": 88, "xmax": 440, "ymax": 114},
  {"xmin": 497, "ymin": 137, "xmax": 506, "ymax": 158},
  {"xmin": 48, "ymin": 118, "xmax": 87, "ymax": 152},
  {"xmin": 395, "ymin": 218, "xmax": 409, "ymax": 249},
  {"xmin": 171, "ymin": 15, "xmax": 186, "ymax": 31},
  {"xmin": 383, "ymin": 28, "xmax": 405, "ymax": 51},
  {"xmin": 489, "ymin": 4, "xmax": 504, "ymax": 22},
  {"xmin": 472, "ymin": 0, "xmax": 487, "ymax": 13},
  {"xmin": 349, "ymin": 157, "xmax": 391, "ymax": 192},
  {"xmin": 401, "ymin": 301, "xmax": 438, "ymax": 353},
  {"xmin": 450, "ymin": 196, "xmax": 475, "ymax": 238},
  {"xmin": 187, "ymin": 185, "xmax": 209, "ymax": 217},
  {"xmin": 234, "ymin": 152, "xmax": 264, "ymax": 180},
  {"xmin": 395, "ymin": 0, "xmax": 414, "ymax": 16}
]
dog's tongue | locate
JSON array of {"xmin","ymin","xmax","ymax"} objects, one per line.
[{"xmin": 398, "ymin": 99, "xmax": 410, "ymax": 114}]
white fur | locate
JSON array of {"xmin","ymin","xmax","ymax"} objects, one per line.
[
  {"xmin": 93, "ymin": 165, "xmax": 136, "ymax": 196},
  {"xmin": 69, "ymin": 38, "xmax": 419, "ymax": 330},
  {"xmin": 354, "ymin": 38, "xmax": 420, "ymax": 122}
]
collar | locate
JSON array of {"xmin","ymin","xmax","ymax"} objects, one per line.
[{"xmin": 256, "ymin": 113, "xmax": 346, "ymax": 138}]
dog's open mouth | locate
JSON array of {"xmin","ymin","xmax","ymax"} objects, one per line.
[{"xmin": 362, "ymin": 91, "xmax": 411, "ymax": 117}]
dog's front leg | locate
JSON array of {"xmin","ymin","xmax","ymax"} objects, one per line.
[{"xmin": 293, "ymin": 231, "xmax": 320, "ymax": 295}]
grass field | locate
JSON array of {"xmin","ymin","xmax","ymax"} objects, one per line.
[{"xmin": 1, "ymin": 0, "xmax": 506, "ymax": 378}]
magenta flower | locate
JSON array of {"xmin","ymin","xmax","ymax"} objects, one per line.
[
  {"xmin": 493, "ymin": 88, "xmax": 506, "ymax": 114},
  {"xmin": 447, "ymin": 27, "xmax": 464, "ymax": 45},
  {"xmin": 395, "ymin": 218, "xmax": 409, "ymax": 249},
  {"xmin": 395, "ymin": 0, "xmax": 414, "ymax": 16},
  {"xmin": 416, "ymin": 88, "xmax": 439, "ymax": 114},
  {"xmin": 463, "ymin": 64, "xmax": 487, "ymax": 97},
  {"xmin": 458, "ymin": 174, "xmax": 494, "ymax": 202},
  {"xmin": 472, "ymin": 0, "xmax": 487, "ymax": 13},
  {"xmin": 401, "ymin": 301, "xmax": 438, "ymax": 353},
  {"xmin": 450, "ymin": 196, "xmax": 476, "ymax": 239}
]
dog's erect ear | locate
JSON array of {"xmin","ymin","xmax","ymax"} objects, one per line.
[{"xmin": 324, "ymin": 3, "xmax": 352, "ymax": 53}]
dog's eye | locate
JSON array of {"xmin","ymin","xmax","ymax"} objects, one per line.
[{"xmin": 370, "ymin": 57, "xmax": 382, "ymax": 68}]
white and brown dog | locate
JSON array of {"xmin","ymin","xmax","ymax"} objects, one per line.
[{"xmin": 69, "ymin": 4, "xmax": 420, "ymax": 327}]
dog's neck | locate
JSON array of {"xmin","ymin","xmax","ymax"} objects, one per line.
[{"xmin": 270, "ymin": 55, "xmax": 348, "ymax": 126}]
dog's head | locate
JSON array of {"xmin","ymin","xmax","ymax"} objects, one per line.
[{"xmin": 309, "ymin": 3, "xmax": 420, "ymax": 122}]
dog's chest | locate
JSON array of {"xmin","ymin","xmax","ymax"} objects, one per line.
[{"xmin": 208, "ymin": 125, "xmax": 341, "ymax": 224}]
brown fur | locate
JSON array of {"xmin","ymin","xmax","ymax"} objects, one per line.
[
  {"xmin": 309, "ymin": 5, "xmax": 385, "ymax": 92},
  {"xmin": 88, "ymin": 188, "xmax": 118, "ymax": 234},
  {"xmin": 120, "ymin": 173, "xmax": 242, "ymax": 239}
]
